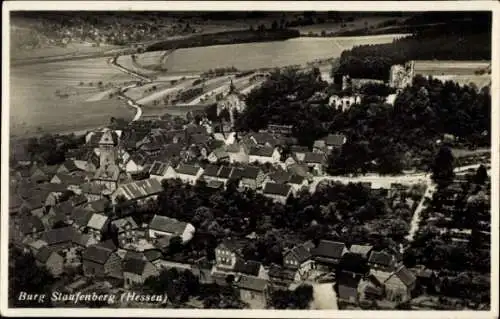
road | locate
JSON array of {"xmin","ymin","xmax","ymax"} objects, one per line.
[{"xmin": 405, "ymin": 182, "xmax": 435, "ymax": 242}]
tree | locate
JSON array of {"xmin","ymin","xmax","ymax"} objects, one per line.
[
  {"xmin": 9, "ymin": 245, "xmax": 55, "ymax": 307},
  {"xmin": 431, "ymin": 146, "xmax": 455, "ymax": 186},
  {"xmin": 473, "ymin": 164, "xmax": 488, "ymax": 185}
]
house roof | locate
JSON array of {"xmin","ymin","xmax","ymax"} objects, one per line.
[
  {"xmin": 117, "ymin": 178, "xmax": 163, "ymax": 201},
  {"xmin": 268, "ymin": 171, "xmax": 292, "ymax": 184},
  {"xmin": 111, "ymin": 217, "xmax": 138, "ymax": 232},
  {"xmin": 149, "ymin": 215, "xmax": 188, "ymax": 235},
  {"xmin": 249, "ymin": 132, "xmax": 278, "ymax": 146},
  {"xmin": 93, "ymin": 164, "xmax": 120, "ymax": 182},
  {"xmin": 35, "ymin": 246, "xmax": 58, "ymax": 263},
  {"xmin": 59, "ymin": 160, "xmax": 82, "ymax": 173},
  {"xmin": 123, "ymin": 258, "xmax": 149, "ymax": 275},
  {"xmin": 207, "ymin": 180, "xmax": 225, "ymax": 189},
  {"xmin": 285, "ymin": 244, "xmax": 312, "ymax": 265},
  {"xmin": 70, "ymin": 194, "xmax": 88, "ymax": 207},
  {"xmin": 202, "ymin": 164, "xmax": 221, "ymax": 178},
  {"xmin": 289, "ymin": 174, "xmax": 306, "ymax": 185},
  {"xmin": 217, "ymin": 166, "xmax": 233, "ymax": 179},
  {"xmin": 40, "ymin": 227, "xmax": 77, "ymax": 246},
  {"xmin": 176, "ymin": 164, "xmax": 201, "ymax": 176},
  {"xmin": 235, "ymin": 275, "xmax": 268, "ymax": 292},
  {"xmin": 81, "ymin": 182, "xmax": 108, "ymax": 195},
  {"xmin": 313, "ymin": 240, "xmax": 346, "ymax": 260},
  {"xmin": 324, "ymin": 134, "xmax": 346, "ymax": 147},
  {"xmin": 290, "ymin": 145, "xmax": 310, "ymax": 153},
  {"xmin": 232, "ymin": 166, "xmax": 260, "ymax": 179},
  {"xmin": 82, "ymin": 244, "xmax": 114, "ymax": 264},
  {"xmin": 149, "ymin": 161, "xmax": 170, "ymax": 176},
  {"xmin": 210, "ymin": 147, "xmax": 229, "ymax": 160},
  {"xmin": 249, "ymin": 146, "xmax": 276, "ymax": 157},
  {"xmin": 338, "ymin": 271, "xmax": 362, "ymax": 288},
  {"xmin": 389, "ymin": 266, "xmax": 416, "ymax": 287},
  {"xmin": 349, "ymin": 244, "xmax": 373, "ymax": 257},
  {"xmin": 368, "ymin": 251, "xmax": 395, "ymax": 267},
  {"xmin": 233, "ymin": 259, "xmax": 261, "ymax": 276},
  {"xmin": 218, "ymin": 239, "xmax": 245, "ymax": 254},
  {"xmin": 268, "ymin": 264, "xmax": 296, "ymax": 281},
  {"xmin": 70, "ymin": 207, "xmax": 94, "ymax": 227},
  {"xmin": 9, "ymin": 193, "xmax": 23, "ymax": 210},
  {"xmin": 37, "ymin": 182, "xmax": 69, "ymax": 193},
  {"xmin": 263, "ymin": 182, "xmax": 292, "ymax": 197},
  {"xmin": 86, "ymin": 198, "xmax": 110, "ymax": 213},
  {"xmin": 87, "ymin": 213, "xmax": 109, "ymax": 231},
  {"xmin": 144, "ymin": 250, "xmax": 162, "ymax": 262},
  {"xmin": 52, "ymin": 201, "xmax": 74, "ymax": 217},
  {"xmin": 53, "ymin": 173, "xmax": 85, "ymax": 185},
  {"xmin": 304, "ymin": 152, "xmax": 326, "ymax": 164},
  {"xmin": 19, "ymin": 215, "xmax": 45, "ymax": 234}
]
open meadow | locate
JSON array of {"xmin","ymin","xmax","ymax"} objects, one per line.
[
  {"xmin": 412, "ymin": 60, "xmax": 491, "ymax": 88},
  {"xmin": 10, "ymin": 57, "xmax": 136, "ymax": 138}
]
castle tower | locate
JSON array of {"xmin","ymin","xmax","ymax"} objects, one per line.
[{"xmin": 98, "ymin": 129, "xmax": 118, "ymax": 168}]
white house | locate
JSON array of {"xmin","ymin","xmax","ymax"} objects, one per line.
[
  {"xmin": 149, "ymin": 161, "xmax": 177, "ymax": 181},
  {"xmin": 329, "ymin": 95, "xmax": 362, "ymax": 112},
  {"xmin": 175, "ymin": 164, "xmax": 204, "ymax": 185},
  {"xmin": 248, "ymin": 146, "xmax": 281, "ymax": 165},
  {"xmin": 148, "ymin": 215, "xmax": 195, "ymax": 244}
]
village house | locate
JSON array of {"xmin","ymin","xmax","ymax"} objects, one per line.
[
  {"xmin": 70, "ymin": 194, "xmax": 88, "ymax": 207},
  {"xmin": 122, "ymin": 152, "xmax": 148, "ymax": 174},
  {"xmin": 86, "ymin": 213, "xmax": 110, "ymax": 241},
  {"xmin": 81, "ymin": 182, "xmax": 109, "ymax": 202},
  {"xmin": 35, "ymin": 246, "xmax": 65, "ymax": 277},
  {"xmin": 288, "ymin": 174, "xmax": 309, "ymax": 195},
  {"xmin": 410, "ymin": 265, "xmax": 439, "ymax": 293},
  {"xmin": 289, "ymin": 145, "xmax": 309, "ymax": 162},
  {"xmin": 148, "ymin": 161, "xmax": 176, "ymax": 181},
  {"xmin": 85, "ymin": 198, "xmax": 111, "ymax": 214},
  {"xmin": 262, "ymin": 182, "xmax": 292, "ymax": 204},
  {"xmin": 207, "ymin": 147, "xmax": 230, "ymax": 163},
  {"xmin": 303, "ymin": 152, "xmax": 327, "ymax": 176},
  {"xmin": 329, "ymin": 94, "xmax": 362, "ymax": 112},
  {"xmin": 358, "ymin": 274, "xmax": 385, "ymax": 302},
  {"xmin": 231, "ymin": 166, "xmax": 266, "ymax": 190},
  {"xmin": 312, "ymin": 240, "xmax": 349, "ymax": 272},
  {"xmin": 111, "ymin": 217, "xmax": 139, "ymax": 246},
  {"xmin": 50, "ymin": 173, "xmax": 86, "ymax": 193},
  {"xmin": 175, "ymin": 163, "xmax": 204, "ymax": 185},
  {"xmin": 337, "ymin": 271, "xmax": 362, "ymax": 304},
  {"xmin": 383, "ymin": 266, "xmax": 417, "ymax": 303},
  {"xmin": 282, "ymin": 242, "xmax": 315, "ymax": 281},
  {"xmin": 349, "ymin": 244, "xmax": 374, "ymax": 260},
  {"xmin": 56, "ymin": 160, "xmax": 85, "ymax": 175},
  {"xmin": 226, "ymin": 142, "xmax": 250, "ymax": 164},
  {"xmin": 214, "ymin": 240, "xmax": 245, "ymax": 270},
  {"xmin": 82, "ymin": 243, "xmax": 122, "ymax": 279},
  {"xmin": 268, "ymin": 264, "xmax": 297, "ymax": 289},
  {"xmin": 9, "ymin": 193, "xmax": 23, "ymax": 216},
  {"xmin": 234, "ymin": 275, "xmax": 269, "ymax": 309},
  {"xmin": 30, "ymin": 165, "xmax": 59, "ymax": 184},
  {"xmin": 13, "ymin": 214, "xmax": 45, "ymax": 242},
  {"xmin": 112, "ymin": 178, "xmax": 163, "ymax": 205},
  {"xmin": 68, "ymin": 207, "xmax": 94, "ymax": 231},
  {"xmin": 368, "ymin": 251, "xmax": 401, "ymax": 275},
  {"xmin": 148, "ymin": 214, "xmax": 195, "ymax": 244},
  {"xmin": 123, "ymin": 258, "xmax": 160, "ymax": 289},
  {"xmin": 313, "ymin": 134, "xmax": 347, "ymax": 153},
  {"xmin": 248, "ymin": 146, "xmax": 281, "ymax": 165},
  {"xmin": 248, "ymin": 132, "xmax": 279, "ymax": 148}
]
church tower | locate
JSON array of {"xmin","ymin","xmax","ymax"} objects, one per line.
[{"xmin": 98, "ymin": 129, "xmax": 118, "ymax": 168}]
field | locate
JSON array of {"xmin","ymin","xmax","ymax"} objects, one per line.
[
  {"xmin": 334, "ymin": 33, "xmax": 411, "ymax": 49},
  {"xmin": 292, "ymin": 17, "xmax": 404, "ymax": 35},
  {"xmin": 412, "ymin": 60, "xmax": 491, "ymax": 88},
  {"xmin": 116, "ymin": 55, "xmax": 161, "ymax": 76},
  {"xmin": 10, "ymin": 57, "xmax": 136, "ymax": 138}
]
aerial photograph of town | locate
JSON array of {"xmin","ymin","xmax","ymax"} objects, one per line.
[{"xmin": 3, "ymin": 6, "xmax": 495, "ymax": 315}]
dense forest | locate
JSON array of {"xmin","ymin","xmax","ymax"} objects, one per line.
[
  {"xmin": 235, "ymin": 68, "xmax": 490, "ymax": 175},
  {"xmin": 334, "ymin": 32, "xmax": 491, "ymax": 81}
]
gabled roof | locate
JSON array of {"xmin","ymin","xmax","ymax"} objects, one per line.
[
  {"xmin": 52, "ymin": 173, "xmax": 85, "ymax": 185},
  {"xmin": 202, "ymin": 164, "xmax": 221, "ymax": 178},
  {"xmin": 59, "ymin": 160, "xmax": 82, "ymax": 173},
  {"xmin": 349, "ymin": 244, "xmax": 373, "ymax": 257},
  {"xmin": 217, "ymin": 166, "xmax": 234, "ymax": 179},
  {"xmin": 268, "ymin": 171, "xmax": 292, "ymax": 184},
  {"xmin": 37, "ymin": 182, "xmax": 69, "ymax": 193},
  {"xmin": 176, "ymin": 164, "xmax": 201, "ymax": 176},
  {"xmin": 82, "ymin": 244, "xmax": 114, "ymax": 264},
  {"xmin": 304, "ymin": 152, "xmax": 326, "ymax": 164},
  {"xmin": 290, "ymin": 146, "xmax": 310, "ymax": 153},
  {"xmin": 368, "ymin": 251, "xmax": 395, "ymax": 268},
  {"xmin": 149, "ymin": 161, "xmax": 170, "ymax": 177},
  {"xmin": 93, "ymin": 164, "xmax": 120, "ymax": 182},
  {"xmin": 18, "ymin": 215, "xmax": 45, "ymax": 234},
  {"xmin": 249, "ymin": 146, "xmax": 276, "ymax": 157},
  {"xmin": 235, "ymin": 275, "xmax": 268, "ymax": 292},
  {"xmin": 217, "ymin": 239, "xmax": 245, "ymax": 254},
  {"xmin": 268, "ymin": 264, "xmax": 296, "ymax": 281},
  {"xmin": 231, "ymin": 166, "xmax": 260, "ymax": 180},
  {"xmin": 144, "ymin": 250, "xmax": 162, "ymax": 262},
  {"xmin": 70, "ymin": 194, "xmax": 88, "ymax": 207},
  {"xmin": 233, "ymin": 259, "xmax": 262, "ymax": 276},
  {"xmin": 40, "ymin": 227, "xmax": 77, "ymax": 246},
  {"xmin": 207, "ymin": 180, "xmax": 225, "ymax": 189},
  {"xmin": 35, "ymin": 246, "xmax": 59, "ymax": 263},
  {"xmin": 123, "ymin": 258, "xmax": 150, "ymax": 275},
  {"xmin": 86, "ymin": 198, "xmax": 110, "ymax": 213},
  {"xmin": 289, "ymin": 174, "xmax": 306, "ymax": 185},
  {"xmin": 324, "ymin": 134, "xmax": 346, "ymax": 147},
  {"xmin": 313, "ymin": 240, "xmax": 346, "ymax": 260},
  {"xmin": 388, "ymin": 266, "xmax": 416, "ymax": 287},
  {"xmin": 249, "ymin": 132, "xmax": 278, "ymax": 146},
  {"xmin": 284, "ymin": 244, "xmax": 312, "ymax": 265},
  {"xmin": 149, "ymin": 215, "xmax": 188, "ymax": 235},
  {"xmin": 87, "ymin": 213, "xmax": 109, "ymax": 231},
  {"xmin": 70, "ymin": 207, "xmax": 94, "ymax": 227},
  {"xmin": 117, "ymin": 178, "xmax": 163, "ymax": 201},
  {"xmin": 263, "ymin": 182, "xmax": 292, "ymax": 197},
  {"xmin": 81, "ymin": 182, "xmax": 107, "ymax": 195},
  {"xmin": 111, "ymin": 217, "xmax": 139, "ymax": 233},
  {"xmin": 52, "ymin": 201, "xmax": 74, "ymax": 217}
]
